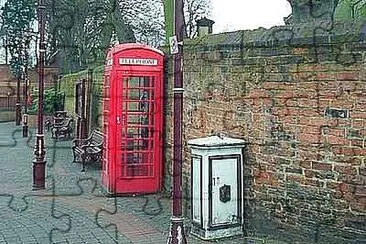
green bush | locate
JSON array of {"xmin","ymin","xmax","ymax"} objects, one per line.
[{"xmin": 28, "ymin": 88, "xmax": 65, "ymax": 115}]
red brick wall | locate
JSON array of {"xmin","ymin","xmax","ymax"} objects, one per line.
[
  {"xmin": 164, "ymin": 26, "xmax": 366, "ymax": 242},
  {"xmin": 0, "ymin": 65, "xmax": 59, "ymax": 110},
  {"xmin": 0, "ymin": 65, "xmax": 12, "ymax": 82}
]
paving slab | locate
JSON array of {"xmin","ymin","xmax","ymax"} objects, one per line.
[{"xmin": 0, "ymin": 122, "xmax": 246, "ymax": 243}]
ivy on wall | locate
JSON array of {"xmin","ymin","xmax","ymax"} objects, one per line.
[{"xmin": 59, "ymin": 65, "xmax": 104, "ymax": 130}]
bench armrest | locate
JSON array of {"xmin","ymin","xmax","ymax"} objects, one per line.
[
  {"xmin": 72, "ymin": 138, "xmax": 91, "ymax": 147},
  {"xmin": 95, "ymin": 141, "xmax": 103, "ymax": 148},
  {"xmin": 80, "ymin": 144, "xmax": 102, "ymax": 152},
  {"xmin": 72, "ymin": 130, "xmax": 103, "ymax": 149}
]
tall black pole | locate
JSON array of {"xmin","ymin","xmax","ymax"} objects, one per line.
[
  {"xmin": 85, "ymin": 69, "xmax": 93, "ymax": 136},
  {"xmin": 23, "ymin": 45, "xmax": 29, "ymax": 137},
  {"xmin": 32, "ymin": 0, "xmax": 46, "ymax": 190},
  {"xmin": 5, "ymin": 36, "xmax": 8, "ymax": 64},
  {"xmin": 15, "ymin": 73, "xmax": 21, "ymax": 125},
  {"xmin": 167, "ymin": 0, "xmax": 187, "ymax": 243}
]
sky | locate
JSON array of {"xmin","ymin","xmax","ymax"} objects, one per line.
[{"xmin": 211, "ymin": 0, "xmax": 292, "ymax": 33}]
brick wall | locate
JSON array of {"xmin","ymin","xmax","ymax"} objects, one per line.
[
  {"xmin": 0, "ymin": 65, "xmax": 60, "ymax": 111},
  {"xmin": 0, "ymin": 64, "xmax": 12, "ymax": 82},
  {"xmin": 164, "ymin": 22, "xmax": 366, "ymax": 243}
]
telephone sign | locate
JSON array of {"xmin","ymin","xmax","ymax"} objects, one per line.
[{"xmin": 119, "ymin": 58, "xmax": 158, "ymax": 66}]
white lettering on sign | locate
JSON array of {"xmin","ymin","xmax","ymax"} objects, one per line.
[{"xmin": 119, "ymin": 58, "xmax": 157, "ymax": 66}]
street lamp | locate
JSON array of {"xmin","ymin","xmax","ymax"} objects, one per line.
[
  {"xmin": 32, "ymin": 0, "xmax": 46, "ymax": 190},
  {"xmin": 167, "ymin": 0, "xmax": 187, "ymax": 243}
]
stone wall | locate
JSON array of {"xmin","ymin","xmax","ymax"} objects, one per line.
[{"xmin": 165, "ymin": 21, "xmax": 366, "ymax": 243}]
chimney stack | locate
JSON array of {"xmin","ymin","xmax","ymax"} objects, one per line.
[{"xmin": 196, "ymin": 17, "xmax": 215, "ymax": 37}]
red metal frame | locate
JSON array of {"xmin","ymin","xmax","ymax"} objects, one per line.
[{"xmin": 102, "ymin": 43, "xmax": 164, "ymax": 194}]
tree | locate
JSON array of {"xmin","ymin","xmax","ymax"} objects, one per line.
[
  {"xmin": 120, "ymin": 0, "xmax": 165, "ymax": 47},
  {"xmin": 1, "ymin": 0, "xmax": 35, "ymax": 77},
  {"xmin": 163, "ymin": 0, "xmax": 212, "ymax": 41},
  {"xmin": 46, "ymin": 0, "xmax": 136, "ymax": 72},
  {"xmin": 47, "ymin": 0, "xmax": 212, "ymax": 71},
  {"xmin": 184, "ymin": 0, "xmax": 211, "ymax": 38},
  {"xmin": 334, "ymin": 0, "xmax": 366, "ymax": 21},
  {"xmin": 1, "ymin": 0, "xmax": 212, "ymax": 74}
]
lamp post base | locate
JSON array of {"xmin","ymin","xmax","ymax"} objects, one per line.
[
  {"xmin": 23, "ymin": 124, "xmax": 28, "ymax": 137},
  {"xmin": 32, "ymin": 158, "xmax": 46, "ymax": 190},
  {"xmin": 23, "ymin": 114, "xmax": 28, "ymax": 137},
  {"xmin": 167, "ymin": 217, "xmax": 187, "ymax": 244}
]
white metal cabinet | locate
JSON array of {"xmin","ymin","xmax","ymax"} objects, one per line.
[{"xmin": 188, "ymin": 135, "xmax": 246, "ymax": 240}]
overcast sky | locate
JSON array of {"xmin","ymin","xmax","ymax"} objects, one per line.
[{"xmin": 211, "ymin": 0, "xmax": 292, "ymax": 33}]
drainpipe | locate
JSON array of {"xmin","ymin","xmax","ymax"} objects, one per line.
[{"xmin": 167, "ymin": 0, "xmax": 188, "ymax": 243}]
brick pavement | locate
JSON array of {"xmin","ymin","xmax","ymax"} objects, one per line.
[{"xmin": 0, "ymin": 122, "xmax": 246, "ymax": 244}]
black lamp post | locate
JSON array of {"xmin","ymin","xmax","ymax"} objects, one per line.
[
  {"xmin": 32, "ymin": 0, "xmax": 46, "ymax": 190},
  {"xmin": 167, "ymin": 0, "xmax": 187, "ymax": 243},
  {"xmin": 15, "ymin": 72, "xmax": 21, "ymax": 125},
  {"xmin": 22, "ymin": 44, "xmax": 29, "ymax": 137}
]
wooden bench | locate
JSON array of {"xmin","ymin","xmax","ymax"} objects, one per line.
[
  {"xmin": 45, "ymin": 111, "xmax": 68, "ymax": 132},
  {"xmin": 51, "ymin": 117, "xmax": 74, "ymax": 140},
  {"xmin": 72, "ymin": 130, "xmax": 103, "ymax": 171}
]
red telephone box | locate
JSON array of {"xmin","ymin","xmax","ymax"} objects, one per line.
[{"xmin": 101, "ymin": 43, "xmax": 164, "ymax": 194}]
